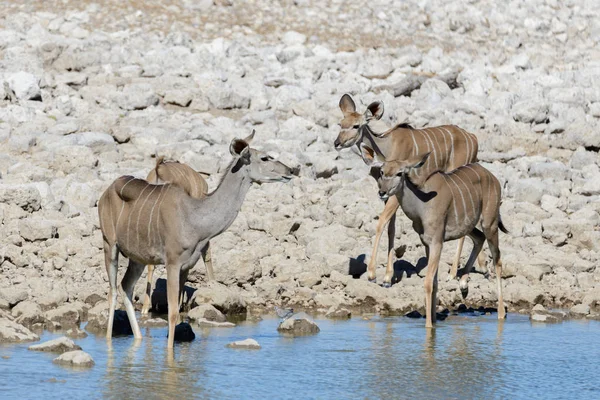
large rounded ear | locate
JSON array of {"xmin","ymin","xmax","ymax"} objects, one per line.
[
  {"xmin": 365, "ymin": 101, "xmax": 384, "ymax": 121},
  {"xmin": 229, "ymin": 137, "xmax": 250, "ymax": 160},
  {"xmin": 339, "ymin": 94, "xmax": 356, "ymax": 114},
  {"xmin": 359, "ymin": 143, "xmax": 384, "ymax": 168}
]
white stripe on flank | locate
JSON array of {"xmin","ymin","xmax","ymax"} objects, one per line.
[
  {"xmin": 411, "ymin": 131, "xmax": 419, "ymax": 155},
  {"xmin": 447, "ymin": 174, "xmax": 467, "ymax": 224},
  {"xmin": 422, "ymin": 128, "xmax": 439, "ymax": 170},
  {"xmin": 411, "ymin": 131, "xmax": 420, "ymax": 177},
  {"xmin": 459, "ymin": 128, "xmax": 474, "ymax": 163},
  {"xmin": 119, "ymin": 177, "xmax": 134, "ymax": 197},
  {"xmin": 457, "ymin": 127, "xmax": 470, "ymax": 166},
  {"xmin": 136, "ymin": 185, "xmax": 157, "ymax": 251},
  {"xmin": 442, "ymin": 175, "xmax": 460, "ymax": 226},
  {"xmin": 442, "ymin": 127, "xmax": 455, "ymax": 168},
  {"xmin": 453, "ymin": 171, "xmax": 475, "ymax": 219},
  {"xmin": 435, "ymin": 127, "xmax": 449, "ymax": 170},
  {"xmin": 155, "ymin": 184, "xmax": 170, "ymax": 248},
  {"xmin": 147, "ymin": 185, "xmax": 164, "ymax": 245},
  {"xmin": 126, "ymin": 183, "xmax": 149, "ymax": 250},
  {"xmin": 464, "ymin": 165, "xmax": 488, "ymax": 213}
]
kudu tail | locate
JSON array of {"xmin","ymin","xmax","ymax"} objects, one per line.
[
  {"xmin": 498, "ymin": 213, "xmax": 509, "ymax": 234},
  {"xmin": 153, "ymin": 155, "xmax": 166, "ymax": 183}
]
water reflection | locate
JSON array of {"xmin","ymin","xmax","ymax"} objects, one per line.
[{"xmin": 2, "ymin": 315, "xmax": 599, "ymax": 399}]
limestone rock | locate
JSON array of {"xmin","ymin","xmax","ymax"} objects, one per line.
[
  {"xmin": 226, "ymin": 338, "xmax": 261, "ymax": 349},
  {"xmin": 7, "ymin": 72, "xmax": 41, "ymax": 101},
  {"xmin": 53, "ymin": 350, "xmax": 95, "ymax": 368},
  {"xmin": 277, "ymin": 317, "xmax": 320, "ymax": 335},
  {"xmin": 0, "ymin": 317, "xmax": 40, "ymax": 343},
  {"xmin": 188, "ymin": 304, "xmax": 226, "ymax": 322},
  {"xmin": 28, "ymin": 336, "xmax": 82, "ymax": 353}
]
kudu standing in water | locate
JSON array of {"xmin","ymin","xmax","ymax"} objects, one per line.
[
  {"xmin": 98, "ymin": 131, "xmax": 293, "ymax": 348},
  {"xmin": 360, "ymin": 143, "xmax": 508, "ymax": 327},
  {"xmin": 140, "ymin": 157, "xmax": 214, "ymax": 315},
  {"xmin": 335, "ymin": 94, "xmax": 482, "ymax": 287}
]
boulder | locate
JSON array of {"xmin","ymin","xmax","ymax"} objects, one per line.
[
  {"xmin": 0, "ymin": 287, "xmax": 29, "ymax": 307},
  {"xmin": 0, "ymin": 184, "xmax": 41, "ymax": 212},
  {"xmin": 28, "ymin": 336, "xmax": 82, "ymax": 353},
  {"xmin": 0, "ymin": 317, "xmax": 40, "ymax": 343},
  {"xmin": 226, "ymin": 338, "xmax": 261, "ymax": 350},
  {"xmin": 325, "ymin": 306, "xmax": 351, "ymax": 319},
  {"xmin": 570, "ymin": 304, "xmax": 590, "ymax": 318},
  {"xmin": 53, "ymin": 350, "xmax": 95, "ymax": 368},
  {"xmin": 44, "ymin": 304, "xmax": 80, "ymax": 327},
  {"xmin": 188, "ymin": 304, "xmax": 226, "ymax": 322},
  {"xmin": 277, "ymin": 317, "xmax": 320, "ymax": 335},
  {"xmin": 7, "ymin": 72, "xmax": 41, "ymax": 101},
  {"xmin": 12, "ymin": 301, "xmax": 45, "ymax": 327},
  {"xmin": 173, "ymin": 322, "xmax": 195, "ymax": 342}
]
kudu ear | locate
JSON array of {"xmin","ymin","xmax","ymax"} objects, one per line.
[
  {"xmin": 339, "ymin": 94, "xmax": 356, "ymax": 114},
  {"xmin": 359, "ymin": 143, "xmax": 384, "ymax": 168},
  {"xmin": 365, "ymin": 101, "xmax": 384, "ymax": 121},
  {"xmin": 229, "ymin": 137, "xmax": 251, "ymax": 161}
]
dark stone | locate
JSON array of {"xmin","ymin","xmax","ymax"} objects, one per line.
[
  {"xmin": 172, "ymin": 322, "xmax": 195, "ymax": 342},
  {"xmin": 435, "ymin": 312, "xmax": 448, "ymax": 321},
  {"xmin": 405, "ymin": 310, "xmax": 423, "ymax": 319}
]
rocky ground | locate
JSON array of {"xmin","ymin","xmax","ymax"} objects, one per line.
[{"xmin": 1, "ymin": 0, "xmax": 600, "ymax": 340}]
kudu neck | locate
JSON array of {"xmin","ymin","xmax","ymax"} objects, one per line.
[{"xmin": 360, "ymin": 124, "xmax": 393, "ymax": 159}]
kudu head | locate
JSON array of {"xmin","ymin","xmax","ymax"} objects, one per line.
[
  {"xmin": 229, "ymin": 130, "xmax": 294, "ymax": 184},
  {"xmin": 334, "ymin": 94, "xmax": 384, "ymax": 150},
  {"xmin": 360, "ymin": 143, "xmax": 430, "ymax": 200}
]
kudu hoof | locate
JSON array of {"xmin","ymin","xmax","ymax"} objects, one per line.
[
  {"xmin": 368, "ymin": 277, "xmax": 377, "ymax": 284},
  {"xmin": 380, "ymin": 282, "xmax": 392, "ymax": 288}
]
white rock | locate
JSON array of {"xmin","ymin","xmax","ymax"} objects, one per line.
[
  {"xmin": 226, "ymin": 338, "xmax": 261, "ymax": 349},
  {"xmin": 7, "ymin": 72, "xmax": 41, "ymax": 100},
  {"xmin": 53, "ymin": 350, "xmax": 94, "ymax": 367}
]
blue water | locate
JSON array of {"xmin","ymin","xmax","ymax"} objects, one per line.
[{"xmin": 1, "ymin": 314, "xmax": 599, "ymax": 399}]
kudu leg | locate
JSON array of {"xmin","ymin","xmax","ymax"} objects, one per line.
[
  {"xmin": 458, "ymin": 229, "xmax": 486, "ymax": 299},
  {"xmin": 484, "ymin": 227, "xmax": 506, "ymax": 320},
  {"xmin": 424, "ymin": 241, "xmax": 442, "ymax": 329},
  {"xmin": 202, "ymin": 242, "xmax": 214, "ymax": 281},
  {"xmin": 104, "ymin": 242, "xmax": 119, "ymax": 340},
  {"xmin": 382, "ymin": 211, "xmax": 396, "ymax": 287},
  {"xmin": 448, "ymin": 237, "xmax": 465, "ymax": 281},
  {"xmin": 367, "ymin": 196, "xmax": 399, "ymax": 283},
  {"xmin": 120, "ymin": 260, "xmax": 145, "ymax": 339},
  {"xmin": 178, "ymin": 268, "xmax": 190, "ymax": 311},
  {"xmin": 141, "ymin": 265, "xmax": 154, "ymax": 315},
  {"xmin": 166, "ymin": 265, "xmax": 181, "ymax": 349}
]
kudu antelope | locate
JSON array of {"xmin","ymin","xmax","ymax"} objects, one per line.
[
  {"xmin": 335, "ymin": 94, "xmax": 480, "ymax": 287},
  {"xmin": 140, "ymin": 157, "xmax": 214, "ymax": 315},
  {"xmin": 98, "ymin": 131, "xmax": 293, "ymax": 348},
  {"xmin": 360, "ymin": 143, "xmax": 508, "ymax": 327}
]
